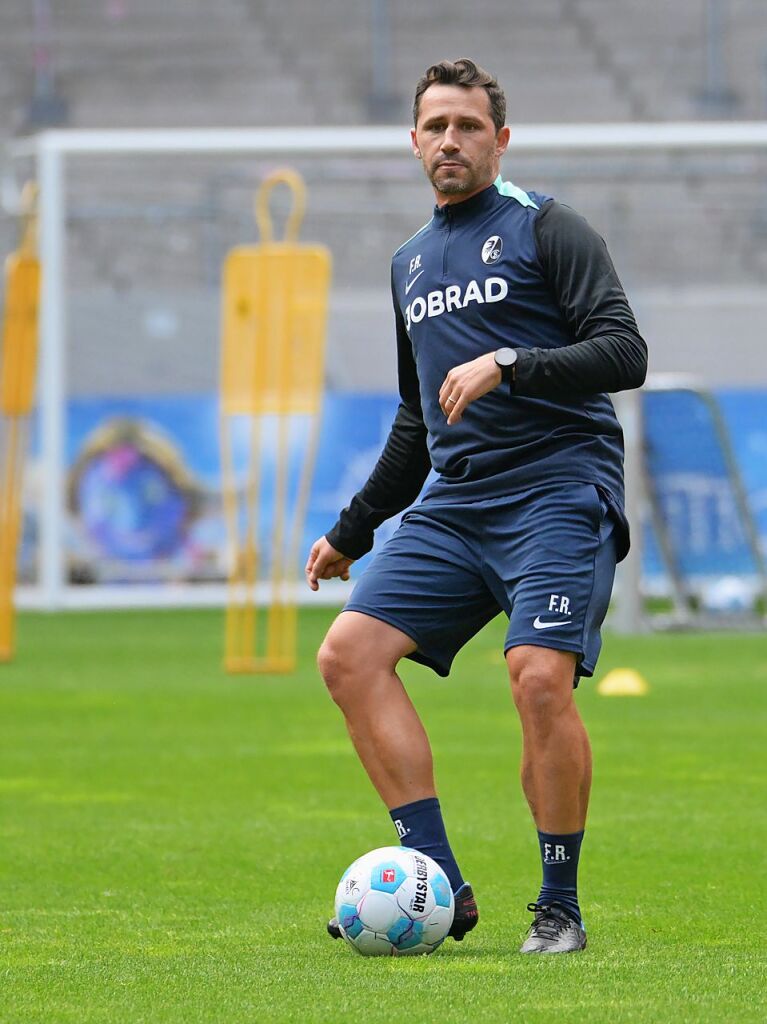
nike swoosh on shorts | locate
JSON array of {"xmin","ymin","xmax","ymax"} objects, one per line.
[{"xmin": 532, "ymin": 616, "xmax": 572, "ymax": 630}]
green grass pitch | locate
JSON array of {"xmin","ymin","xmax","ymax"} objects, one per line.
[{"xmin": 1, "ymin": 608, "xmax": 765, "ymax": 1023}]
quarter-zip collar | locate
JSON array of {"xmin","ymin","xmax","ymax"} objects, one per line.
[{"xmin": 432, "ymin": 181, "xmax": 499, "ymax": 227}]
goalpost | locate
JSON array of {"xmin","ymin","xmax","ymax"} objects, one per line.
[{"xmin": 7, "ymin": 121, "xmax": 767, "ymax": 625}]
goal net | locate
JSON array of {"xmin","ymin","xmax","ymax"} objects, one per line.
[{"xmin": 4, "ymin": 123, "xmax": 767, "ymax": 623}]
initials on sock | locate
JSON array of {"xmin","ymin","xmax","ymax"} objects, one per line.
[
  {"xmin": 389, "ymin": 796, "xmax": 465, "ymax": 894},
  {"xmin": 537, "ymin": 829, "xmax": 584, "ymax": 926}
]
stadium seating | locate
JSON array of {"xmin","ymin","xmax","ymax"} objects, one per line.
[{"xmin": 0, "ymin": 0, "xmax": 766, "ymax": 391}]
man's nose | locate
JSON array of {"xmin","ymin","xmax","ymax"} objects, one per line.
[{"xmin": 441, "ymin": 127, "xmax": 460, "ymax": 152}]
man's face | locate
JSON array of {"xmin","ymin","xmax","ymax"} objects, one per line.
[{"xmin": 411, "ymin": 84, "xmax": 510, "ymax": 204}]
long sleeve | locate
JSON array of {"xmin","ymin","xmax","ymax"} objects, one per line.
[
  {"xmin": 513, "ymin": 200, "xmax": 647, "ymax": 397},
  {"xmin": 325, "ymin": 286, "xmax": 431, "ymax": 560}
]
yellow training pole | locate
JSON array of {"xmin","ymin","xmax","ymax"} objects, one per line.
[
  {"xmin": 0, "ymin": 183, "xmax": 41, "ymax": 661},
  {"xmin": 220, "ymin": 170, "xmax": 330, "ymax": 673}
]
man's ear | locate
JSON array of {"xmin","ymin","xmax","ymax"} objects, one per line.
[
  {"xmin": 410, "ymin": 128, "xmax": 421, "ymax": 159},
  {"xmin": 496, "ymin": 126, "xmax": 511, "ymax": 158}
]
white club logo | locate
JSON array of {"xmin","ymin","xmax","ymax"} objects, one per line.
[{"xmin": 481, "ymin": 235, "xmax": 503, "ymax": 264}]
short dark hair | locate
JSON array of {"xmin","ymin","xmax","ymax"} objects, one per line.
[{"xmin": 413, "ymin": 58, "xmax": 506, "ymax": 132}]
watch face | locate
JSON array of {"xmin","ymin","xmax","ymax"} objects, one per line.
[{"xmin": 496, "ymin": 347, "xmax": 516, "ymax": 367}]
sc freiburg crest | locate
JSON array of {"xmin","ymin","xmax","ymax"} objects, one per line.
[{"xmin": 481, "ymin": 235, "xmax": 503, "ymax": 264}]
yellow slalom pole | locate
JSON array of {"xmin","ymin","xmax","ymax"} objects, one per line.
[
  {"xmin": 0, "ymin": 182, "xmax": 40, "ymax": 662},
  {"xmin": 268, "ymin": 249, "xmax": 296, "ymax": 672},
  {"xmin": 219, "ymin": 169, "xmax": 330, "ymax": 674},
  {"xmin": 0, "ymin": 419, "xmax": 22, "ymax": 658}
]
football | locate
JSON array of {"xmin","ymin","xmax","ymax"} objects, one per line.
[{"xmin": 334, "ymin": 846, "xmax": 455, "ymax": 956}]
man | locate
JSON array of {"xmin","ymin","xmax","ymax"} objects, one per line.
[{"xmin": 306, "ymin": 58, "xmax": 646, "ymax": 954}]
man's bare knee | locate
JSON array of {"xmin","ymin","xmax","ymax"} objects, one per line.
[
  {"xmin": 317, "ymin": 633, "xmax": 357, "ymax": 704},
  {"xmin": 507, "ymin": 646, "xmax": 577, "ymax": 725},
  {"xmin": 317, "ymin": 611, "xmax": 416, "ymax": 706}
]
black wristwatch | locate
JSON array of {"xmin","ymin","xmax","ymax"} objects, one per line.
[{"xmin": 494, "ymin": 347, "xmax": 518, "ymax": 383}]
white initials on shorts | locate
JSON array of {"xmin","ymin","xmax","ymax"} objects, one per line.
[{"xmin": 548, "ymin": 594, "xmax": 571, "ymax": 614}]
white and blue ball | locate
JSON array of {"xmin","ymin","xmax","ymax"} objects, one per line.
[{"xmin": 334, "ymin": 846, "xmax": 454, "ymax": 956}]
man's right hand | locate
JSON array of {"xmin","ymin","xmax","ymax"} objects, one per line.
[{"xmin": 305, "ymin": 537, "xmax": 354, "ymax": 591}]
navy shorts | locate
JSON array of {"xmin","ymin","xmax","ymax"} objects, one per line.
[{"xmin": 344, "ymin": 482, "xmax": 618, "ymax": 684}]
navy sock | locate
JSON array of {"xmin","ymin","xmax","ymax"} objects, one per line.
[
  {"xmin": 537, "ymin": 829, "xmax": 584, "ymax": 926},
  {"xmin": 389, "ymin": 797, "xmax": 465, "ymax": 893}
]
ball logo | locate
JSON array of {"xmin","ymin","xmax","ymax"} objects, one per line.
[
  {"xmin": 381, "ymin": 868, "xmax": 396, "ymax": 883},
  {"xmin": 481, "ymin": 235, "xmax": 503, "ymax": 264},
  {"xmin": 411, "ymin": 856, "xmax": 428, "ymax": 914}
]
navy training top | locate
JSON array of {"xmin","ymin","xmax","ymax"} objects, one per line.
[{"xmin": 327, "ymin": 176, "xmax": 647, "ymax": 562}]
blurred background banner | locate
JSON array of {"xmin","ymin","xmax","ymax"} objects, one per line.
[
  {"xmin": 21, "ymin": 393, "xmax": 404, "ymax": 587},
  {"xmin": 13, "ymin": 387, "xmax": 767, "ymax": 598},
  {"xmin": 642, "ymin": 388, "xmax": 766, "ymax": 593}
]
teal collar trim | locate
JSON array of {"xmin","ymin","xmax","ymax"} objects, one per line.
[
  {"xmin": 392, "ymin": 218, "xmax": 433, "ymax": 256},
  {"xmin": 493, "ymin": 175, "xmax": 539, "ymax": 210}
]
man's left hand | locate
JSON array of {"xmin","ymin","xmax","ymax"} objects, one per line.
[{"xmin": 438, "ymin": 352, "xmax": 503, "ymax": 425}]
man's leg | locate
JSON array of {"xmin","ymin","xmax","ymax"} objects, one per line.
[
  {"xmin": 507, "ymin": 644, "xmax": 589, "ymax": 953},
  {"xmin": 317, "ymin": 610, "xmax": 432, "ymax": 808},
  {"xmin": 507, "ymin": 645, "xmax": 589, "ymax": 831},
  {"xmin": 318, "ymin": 610, "xmax": 476, "ymax": 931}
]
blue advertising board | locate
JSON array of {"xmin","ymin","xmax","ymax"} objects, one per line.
[
  {"xmin": 20, "ymin": 389, "xmax": 767, "ymax": 589},
  {"xmin": 642, "ymin": 389, "xmax": 766, "ymax": 585}
]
